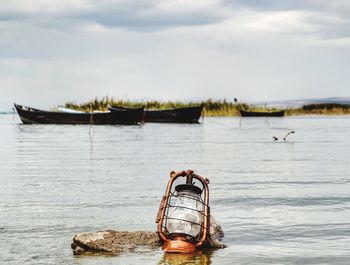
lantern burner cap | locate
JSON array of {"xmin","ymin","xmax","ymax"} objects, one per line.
[{"xmin": 175, "ymin": 184, "xmax": 202, "ymax": 195}]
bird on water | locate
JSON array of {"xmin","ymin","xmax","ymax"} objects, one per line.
[
  {"xmin": 283, "ymin": 131, "xmax": 295, "ymax": 141},
  {"xmin": 272, "ymin": 131, "xmax": 295, "ymax": 141}
]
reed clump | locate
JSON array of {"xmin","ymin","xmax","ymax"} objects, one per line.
[
  {"xmin": 64, "ymin": 97, "xmax": 250, "ymax": 116},
  {"xmin": 286, "ymin": 103, "xmax": 350, "ymax": 115},
  {"xmin": 64, "ymin": 97, "xmax": 350, "ymax": 116}
]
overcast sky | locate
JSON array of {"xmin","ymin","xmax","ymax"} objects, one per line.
[{"xmin": 1, "ymin": 0, "xmax": 350, "ymax": 109}]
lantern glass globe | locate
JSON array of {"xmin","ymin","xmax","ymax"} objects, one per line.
[{"xmin": 166, "ymin": 191, "xmax": 203, "ymax": 238}]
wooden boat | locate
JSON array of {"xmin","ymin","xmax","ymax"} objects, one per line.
[
  {"xmin": 14, "ymin": 103, "xmax": 144, "ymax": 125},
  {"xmin": 239, "ymin": 110, "xmax": 285, "ymax": 117},
  {"xmin": 144, "ymin": 105, "xmax": 203, "ymax": 123}
]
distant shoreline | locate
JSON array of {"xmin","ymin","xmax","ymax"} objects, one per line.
[{"xmin": 63, "ymin": 98, "xmax": 350, "ymax": 116}]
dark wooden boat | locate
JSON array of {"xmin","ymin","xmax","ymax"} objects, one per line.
[
  {"xmin": 239, "ymin": 110, "xmax": 285, "ymax": 117},
  {"xmin": 144, "ymin": 105, "xmax": 203, "ymax": 123},
  {"xmin": 14, "ymin": 103, "xmax": 144, "ymax": 125}
]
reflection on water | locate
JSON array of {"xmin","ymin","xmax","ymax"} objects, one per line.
[
  {"xmin": 158, "ymin": 251, "xmax": 212, "ymax": 265},
  {"xmin": 89, "ymin": 126, "xmax": 94, "ymax": 160},
  {"xmin": 1, "ymin": 115, "xmax": 350, "ymax": 265}
]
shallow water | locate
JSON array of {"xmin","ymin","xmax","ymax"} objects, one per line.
[{"xmin": 0, "ymin": 114, "xmax": 349, "ymax": 264}]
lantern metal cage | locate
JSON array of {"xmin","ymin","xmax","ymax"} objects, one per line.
[{"xmin": 156, "ymin": 170, "xmax": 210, "ymax": 253}]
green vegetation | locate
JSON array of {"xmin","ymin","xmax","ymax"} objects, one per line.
[{"xmin": 63, "ymin": 97, "xmax": 350, "ymax": 116}]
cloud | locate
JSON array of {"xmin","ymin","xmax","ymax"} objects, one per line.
[
  {"xmin": 222, "ymin": 0, "xmax": 350, "ymax": 13},
  {"xmin": 1, "ymin": 0, "xmax": 350, "ymax": 38},
  {"xmin": 1, "ymin": 0, "xmax": 349, "ymax": 40},
  {"xmin": 0, "ymin": 0, "xmax": 90, "ymax": 14},
  {"xmin": 1, "ymin": 0, "xmax": 350, "ymax": 110},
  {"xmin": 223, "ymin": 0, "xmax": 350, "ymax": 39},
  {"xmin": 238, "ymin": 10, "xmax": 348, "ymax": 37},
  {"xmin": 0, "ymin": 0, "xmax": 229, "ymax": 31}
]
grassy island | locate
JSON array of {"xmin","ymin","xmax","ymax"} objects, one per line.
[{"xmin": 63, "ymin": 97, "xmax": 350, "ymax": 116}]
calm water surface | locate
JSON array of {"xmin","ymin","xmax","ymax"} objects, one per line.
[{"xmin": 0, "ymin": 114, "xmax": 349, "ymax": 264}]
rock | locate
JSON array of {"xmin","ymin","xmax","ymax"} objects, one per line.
[
  {"xmin": 72, "ymin": 217, "xmax": 225, "ymax": 255},
  {"xmin": 204, "ymin": 216, "xmax": 225, "ymax": 249},
  {"xmin": 72, "ymin": 230, "xmax": 160, "ymax": 255}
]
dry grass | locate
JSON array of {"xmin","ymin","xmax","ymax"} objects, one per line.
[{"xmin": 63, "ymin": 97, "xmax": 350, "ymax": 116}]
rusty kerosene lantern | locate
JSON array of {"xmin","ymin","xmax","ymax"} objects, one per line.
[{"xmin": 156, "ymin": 170, "xmax": 210, "ymax": 253}]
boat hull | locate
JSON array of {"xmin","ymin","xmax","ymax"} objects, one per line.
[
  {"xmin": 14, "ymin": 103, "xmax": 144, "ymax": 125},
  {"xmin": 239, "ymin": 110, "xmax": 285, "ymax": 117},
  {"xmin": 144, "ymin": 106, "xmax": 203, "ymax": 123}
]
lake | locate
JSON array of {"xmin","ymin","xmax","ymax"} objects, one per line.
[{"xmin": 1, "ymin": 114, "xmax": 349, "ymax": 264}]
